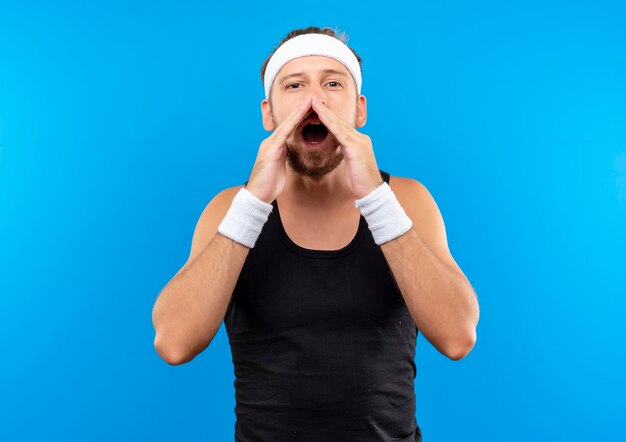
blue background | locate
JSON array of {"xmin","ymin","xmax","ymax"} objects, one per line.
[{"xmin": 1, "ymin": 0, "xmax": 625, "ymax": 440}]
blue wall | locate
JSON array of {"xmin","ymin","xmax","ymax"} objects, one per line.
[{"xmin": 1, "ymin": 1, "xmax": 624, "ymax": 440}]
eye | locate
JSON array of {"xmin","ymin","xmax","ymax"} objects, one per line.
[{"xmin": 285, "ymin": 81, "xmax": 342, "ymax": 90}]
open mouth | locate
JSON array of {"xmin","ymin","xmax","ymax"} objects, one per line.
[
  {"xmin": 300, "ymin": 112, "xmax": 329, "ymax": 144},
  {"xmin": 302, "ymin": 123, "xmax": 329, "ymax": 143}
]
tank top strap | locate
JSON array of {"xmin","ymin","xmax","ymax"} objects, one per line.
[{"xmin": 379, "ymin": 169, "xmax": 390, "ymax": 184}]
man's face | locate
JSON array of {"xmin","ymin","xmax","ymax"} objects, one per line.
[{"xmin": 261, "ymin": 55, "xmax": 367, "ymax": 178}]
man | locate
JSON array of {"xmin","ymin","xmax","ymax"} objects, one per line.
[{"xmin": 152, "ymin": 26, "xmax": 480, "ymax": 441}]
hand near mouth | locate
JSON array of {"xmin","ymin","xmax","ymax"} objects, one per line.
[
  {"xmin": 310, "ymin": 95, "xmax": 383, "ymax": 199},
  {"xmin": 246, "ymin": 94, "xmax": 313, "ymax": 203}
]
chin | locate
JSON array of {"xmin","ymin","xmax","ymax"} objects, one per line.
[{"xmin": 286, "ymin": 146, "xmax": 344, "ymax": 178}]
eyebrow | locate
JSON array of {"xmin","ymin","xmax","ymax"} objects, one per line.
[{"xmin": 278, "ymin": 69, "xmax": 349, "ymax": 85}]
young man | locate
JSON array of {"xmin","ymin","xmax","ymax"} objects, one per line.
[{"xmin": 152, "ymin": 26, "xmax": 480, "ymax": 441}]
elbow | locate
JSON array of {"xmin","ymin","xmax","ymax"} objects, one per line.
[
  {"xmin": 447, "ymin": 288, "xmax": 480, "ymax": 361},
  {"xmin": 154, "ymin": 333, "xmax": 194, "ymax": 366},
  {"xmin": 446, "ymin": 329, "xmax": 477, "ymax": 361},
  {"xmin": 152, "ymin": 296, "xmax": 196, "ymax": 366}
]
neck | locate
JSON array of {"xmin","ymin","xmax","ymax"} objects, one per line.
[{"xmin": 282, "ymin": 160, "xmax": 355, "ymax": 207}]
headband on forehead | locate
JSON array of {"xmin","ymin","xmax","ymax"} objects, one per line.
[{"xmin": 263, "ymin": 33, "xmax": 362, "ymax": 99}]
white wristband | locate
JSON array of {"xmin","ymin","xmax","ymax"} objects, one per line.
[
  {"xmin": 354, "ymin": 182, "xmax": 413, "ymax": 245},
  {"xmin": 217, "ymin": 187, "xmax": 273, "ymax": 248}
]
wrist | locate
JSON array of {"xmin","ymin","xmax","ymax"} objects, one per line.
[
  {"xmin": 217, "ymin": 187, "xmax": 273, "ymax": 248},
  {"xmin": 354, "ymin": 182, "xmax": 413, "ymax": 245},
  {"xmin": 244, "ymin": 184, "xmax": 274, "ymax": 205},
  {"xmin": 355, "ymin": 178, "xmax": 385, "ymax": 200}
]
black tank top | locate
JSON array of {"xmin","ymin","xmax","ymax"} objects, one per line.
[{"xmin": 224, "ymin": 170, "xmax": 422, "ymax": 441}]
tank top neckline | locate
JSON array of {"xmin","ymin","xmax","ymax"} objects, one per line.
[{"xmin": 271, "ymin": 199, "xmax": 367, "ymax": 259}]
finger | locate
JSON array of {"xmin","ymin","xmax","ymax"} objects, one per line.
[
  {"xmin": 272, "ymin": 94, "xmax": 313, "ymax": 141},
  {"xmin": 311, "ymin": 95, "xmax": 355, "ymax": 141}
]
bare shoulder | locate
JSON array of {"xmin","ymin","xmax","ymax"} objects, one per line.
[
  {"xmin": 388, "ymin": 175, "xmax": 467, "ymax": 280},
  {"xmin": 388, "ymin": 175, "xmax": 432, "ymax": 225},
  {"xmin": 388, "ymin": 175, "xmax": 427, "ymax": 206},
  {"xmin": 174, "ymin": 185, "xmax": 244, "ymax": 277},
  {"xmin": 197, "ymin": 185, "xmax": 244, "ymax": 226}
]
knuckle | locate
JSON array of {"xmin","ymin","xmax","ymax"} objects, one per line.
[
  {"xmin": 259, "ymin": 139, "xmax": 271, "ymax": 151},
  {"xmin": 345, "ymin": 131, "xmax": 358, "ymax": 142},
  {"xmin": 272, "ymin": 126, "xmax": 287, "ymax": 140}
]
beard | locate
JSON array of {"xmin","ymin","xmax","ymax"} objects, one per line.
[
  {"xmin": 285, "ymin": 134, "xmax": 345, "ymax": 177},
  {"xmin": 273, "ymin": 106, "xmax": 357, "ymax": 178}
]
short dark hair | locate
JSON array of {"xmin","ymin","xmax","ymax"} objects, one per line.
[{"xmin": 260, "ymin": 26, "xmax": 363, "ymax": 96}]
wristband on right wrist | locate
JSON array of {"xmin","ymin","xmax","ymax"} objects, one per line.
[{"xmin": 217, "ymin": 187, "xmax": 273, "ymax": 248}]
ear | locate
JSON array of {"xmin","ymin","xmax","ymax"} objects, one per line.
[
  {"xmin": 356, "ymin": 94, "xmax": 367, "ymax": 128},
  {"xmin": 261, "ymin": 98, "xmax": 275, "ymax": 131}
]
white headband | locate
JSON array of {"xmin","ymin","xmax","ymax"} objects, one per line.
[{"xmin": 263, "ymin": 33, "xmax": 362, "ymax": 99}]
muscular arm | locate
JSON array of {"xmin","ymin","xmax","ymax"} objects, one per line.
[
  {"xmin": 153, "ymin": 92, "xmax": 314, "ymax": 365},
  {"xmin": 152, "ymin": 186, "xmax": 248, "ymax": 365},
  {"xmin": 381, "ymin": 177, "xmax": 480, "ymax": 360}
]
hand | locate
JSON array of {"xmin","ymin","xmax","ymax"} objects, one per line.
[
  {"xmin": 246, "ymin": 94, "xmax": 313, "ymax": 204},
  {"xmin": 310, "ymin": 95, "xmax": 383, "ymax": 199}
]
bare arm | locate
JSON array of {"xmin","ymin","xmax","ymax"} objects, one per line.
[
  {"xmin": 384, "ymin": 177, "xmax": 480, "ymax": 360},
  {"xmin": 298, "ymin": 95, "xmax": 479, "ymax": 359},
  {"xmin": 152, "ymin": 186, "xmax": 248, "ymax": 365},
  {"xmin": 153, "ymin": 94, "xmax": 317, "ymax": 365}
]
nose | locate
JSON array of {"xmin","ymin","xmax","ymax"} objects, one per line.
[
  {"xmin": 311, "ymin": 94, "xmax": 327, "ymax": 107},
  {"xmin": 309, "ymin": 85, "xmax": 328, "ymax": 107}
]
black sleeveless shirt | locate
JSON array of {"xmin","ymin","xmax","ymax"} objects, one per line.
[{"xmin": 224, "ymin": 170, "xmax": 422, "ymax": 441}]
